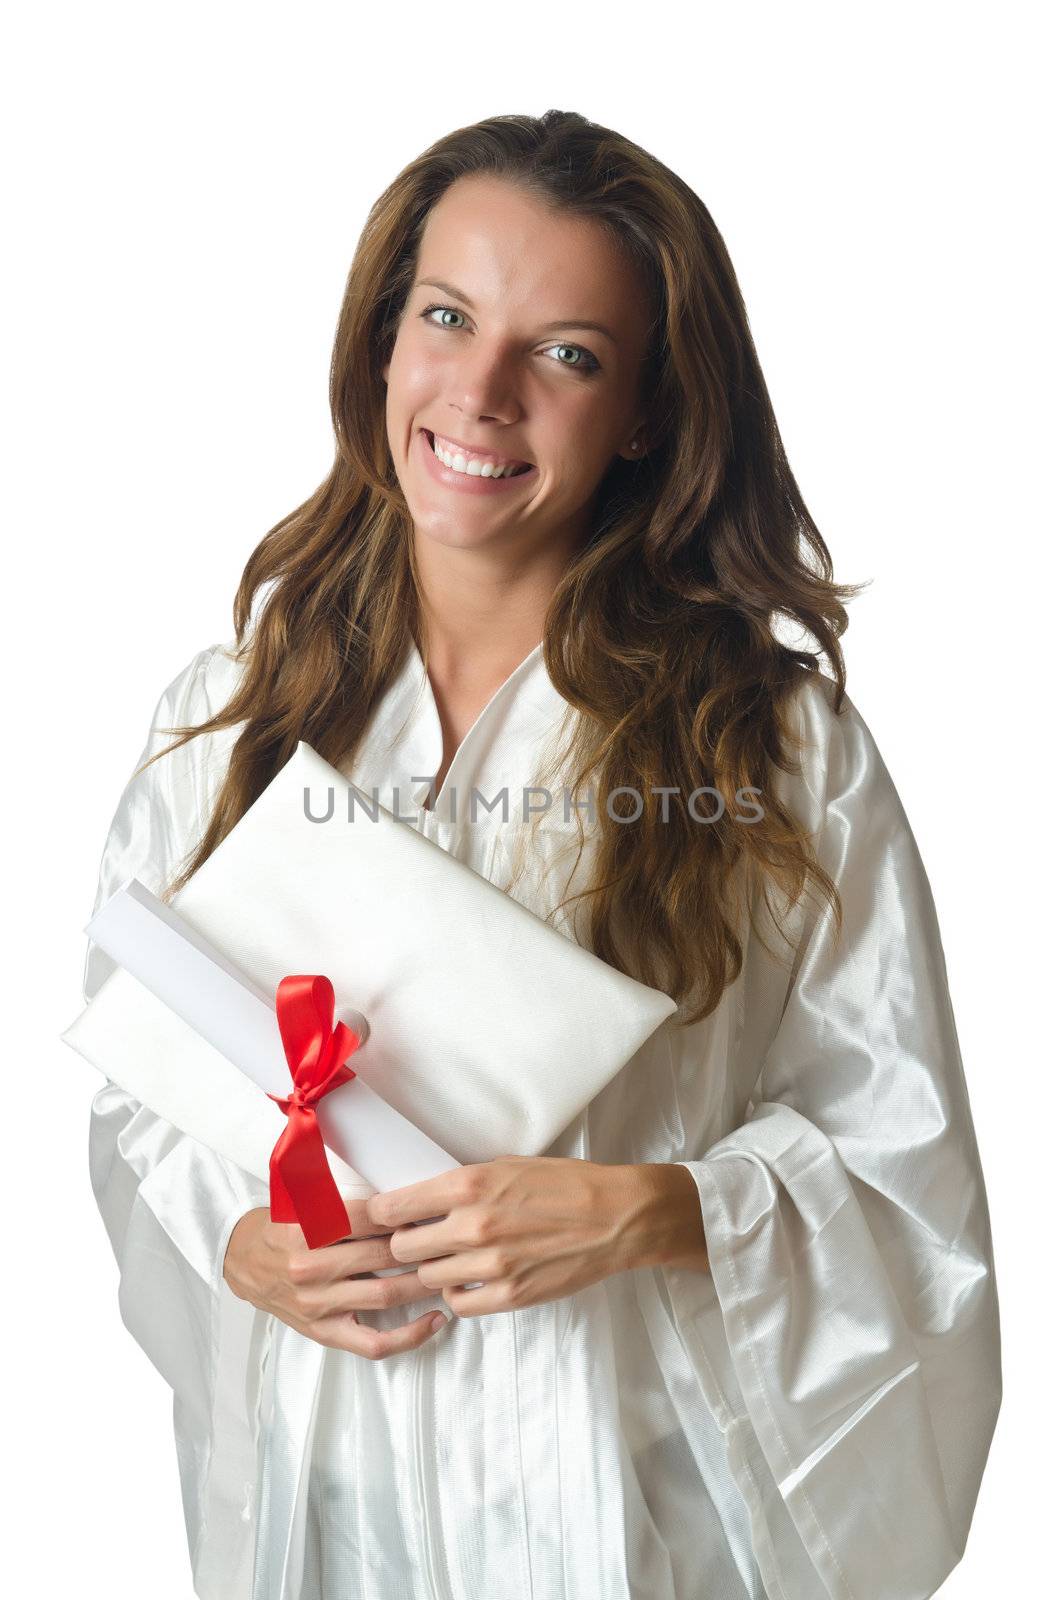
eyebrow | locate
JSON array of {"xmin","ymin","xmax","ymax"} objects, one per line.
[{"xmin": 413, "ymin": 279, "xmax": 619, "ymax": 346}]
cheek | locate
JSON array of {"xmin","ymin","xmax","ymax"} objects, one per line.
[
  {"xmin": 387, "ymin": 328, "xmax": 447, "ymax": 401},
  {"xmin": 549, "ymin": 422, "xmax": 612, "ymax": 491}
]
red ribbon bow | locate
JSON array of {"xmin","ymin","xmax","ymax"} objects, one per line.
[{"xmin": 266, "ymin": 974, "xmax": 362, "ymax": 1249}]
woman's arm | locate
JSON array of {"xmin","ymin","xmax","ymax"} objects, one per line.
[
  {"xmin": 86, "ymin": 646, "xmax": 269, "ymax": 1271},
  {"xmin": 85, "ymin": 647, "xmax": 272, "ymax": 1362},
  {"xmin": 666, "ymin": 677, "xmax": 1002, "ymax": 1600},
  {"xmin": 616, "ymin": 1161, "xmax": 713, "ymax": 1274},
  {"xmin": 364, "ymin": 1150, "xmax": 711, "ymax": 1310}
]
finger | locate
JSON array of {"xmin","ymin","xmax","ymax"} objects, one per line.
[
  {"xmin": 438, "ymin": 1280, "xmax": 514, "ymax": 1318},
  {"xmin": 282, "ymin": 1232, "xmax": 402, "ymax": 1286},
  {"xmin": 367, "ymin": 1169, "xmax": 474, "ymax": 1229},
  {"xmin": 313, "ymin": 1307, "xmax": 450, "ymax": 1359},
  {"xmin": 415, "ymin": 1252, "xmax": 499, "ymax": 1290},
  {"xmin": 285, "ymin": 1266, "xmax": 427, "ymax": 1325},
  {"xmin": 388, "ymin": 1219, "xmax": 461, "ymax": 1263},
  {"xmin": 339, "ymin": 1194, "xmax": 388, "ymax": 1239},
  {"xmin": 324, "ymin": 1268, "xmax": 438, "ymax": 1315},
  {"xmin": 310, "ymin": 1234, "xmax": 404, "ymax": 1282},
  {"xmin": 266, "ymin": 1212, "xmax": 392, "ymax": 1269}
]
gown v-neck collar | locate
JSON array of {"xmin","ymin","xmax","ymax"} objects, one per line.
[{"xmin": 345, "ymin": 632, "xmax": 575, "ymax": 828}]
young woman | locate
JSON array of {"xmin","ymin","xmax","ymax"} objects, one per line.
[{"xmin": 84, "ymin": 110, "xmax": 1002, "ymax": 1600}]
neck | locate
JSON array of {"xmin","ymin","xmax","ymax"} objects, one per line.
[{"xmin": 410, "ymin": 522, "xmax": 582, "ymax": 677}]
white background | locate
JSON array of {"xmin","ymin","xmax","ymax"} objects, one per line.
[{"xmin": 5, "ymin": 2, "xmax": 1054, "ymax": 1594}]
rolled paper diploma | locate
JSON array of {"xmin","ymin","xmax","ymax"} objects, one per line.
[{"xmin": 73, "ymin": 880, "xmax": 461, "ymax": 1252}]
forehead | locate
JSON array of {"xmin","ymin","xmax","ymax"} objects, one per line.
[{"xmin": 415, "ymin": 175, "xmax": 651, "ymax": 332}]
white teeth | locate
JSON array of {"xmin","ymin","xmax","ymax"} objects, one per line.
[{"xmin": 430, "ymin": 434, "xmax": 528, "ymax": 478}]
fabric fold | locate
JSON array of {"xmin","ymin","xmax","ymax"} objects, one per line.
[
  {"xmin": 84, "ymin": 644, "xmax": 274, "ymax": 1597},
  {"xmin": 672, "ymin": 681, "xmax": 1002, "ymax": 1600}
]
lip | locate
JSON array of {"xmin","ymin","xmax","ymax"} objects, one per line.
[
  {"xmin": 429, "ymin": 428, "xmax": 532, "ymax": 470},
  {"xmin": 417, "ymin": 428, "xmax": 539, "ymax": 497}
]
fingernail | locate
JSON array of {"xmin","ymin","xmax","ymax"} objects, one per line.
[{"xmin": 430, "ymin": 1311, "xmax": 450, "ymax": 1331}]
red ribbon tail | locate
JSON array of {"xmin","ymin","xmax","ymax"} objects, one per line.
[
  {"xmin": 268, "ymin": 1154, "xmax": 299, "ymax": 1226},
  {"xmin": 269, "ymin": 1106, "xmax": 351, "ymax": 1249}
]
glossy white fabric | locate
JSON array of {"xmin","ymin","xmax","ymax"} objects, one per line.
[{"xmin": 83, "ymin": 636, "xmax": 1002, "ymax": 1600}]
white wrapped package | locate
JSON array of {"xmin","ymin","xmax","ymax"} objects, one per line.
[
  {"xmin": 78, "ymin": 875, "xmax": 459, "ymax": 1192},
  {"xmin": 62, "ymin": 740, "xmax": 677, "ymax": 1202}
]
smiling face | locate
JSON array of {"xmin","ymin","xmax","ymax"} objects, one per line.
[{"xmin": 381, "ymin": 174, "xmax": 655, "ymax": 561}]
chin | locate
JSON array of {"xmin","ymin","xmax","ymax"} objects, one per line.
[{"xmin": 414, "ymin": 517, "xmax": 504, "ymax": 552}]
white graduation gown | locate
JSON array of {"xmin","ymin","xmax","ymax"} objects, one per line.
[{"xmin": 82, "ymin": 636, "xmax": 1002, "ymax": 1600}]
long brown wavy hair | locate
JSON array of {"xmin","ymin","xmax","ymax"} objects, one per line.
[{"xmin": 147, "ymin": 108, "xmax": 865, "ymax": 1026}]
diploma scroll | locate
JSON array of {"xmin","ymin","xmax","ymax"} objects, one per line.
[{"xmin": 78, "ymin": 878, "xmax": 461, "ymax": 1205}]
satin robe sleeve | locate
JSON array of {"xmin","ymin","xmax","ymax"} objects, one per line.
[
  {"xmin": 675, "ymin": 682, "xmax": 1002, "ymax": 1600},
  {"xmin": 84, "ymin": 647, "xmax": 269, "ymax": 1473}
]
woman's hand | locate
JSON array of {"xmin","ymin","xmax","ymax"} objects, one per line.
[
  {"xmin": 222, "ymin": 1196, "xmax": 450, "ymax": 1359},
  {"xmin": 366, "ymin": 1155, "xmax": 710, "ymax": 1318}
]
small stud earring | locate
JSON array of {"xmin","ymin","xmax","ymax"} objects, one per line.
[{"xmin": 630, "ymin": 439, "xmax": 639, "ymax": 451}]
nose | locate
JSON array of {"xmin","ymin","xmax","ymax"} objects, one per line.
[{"xmin": 448, "ymin": 336, "xmax": 522, "ymax": 427}]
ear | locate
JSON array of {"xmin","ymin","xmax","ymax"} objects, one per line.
[
  {"xmin": 617, "ymin": 422, "xmax": 651, "ymax": 461},
  {"xmin": 381, "ymin": 360, "xmax": 390, "ymax": 384}
]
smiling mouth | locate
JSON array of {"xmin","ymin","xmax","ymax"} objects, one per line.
[{"xmin": 423, "ymin": 430, "xmax": 534, "ymax": 477}]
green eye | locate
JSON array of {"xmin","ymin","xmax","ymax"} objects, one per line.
[
  {"xmin": 424, "ymin": 306, "xmax": 465, "ymax": 330},
  {"xmin": 546, "ymin": 342, "xmax": 600, "ymax": 373},
  {"xmin": 420, "ymin": 305, "xmax": 602, "ymax": 375}
]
